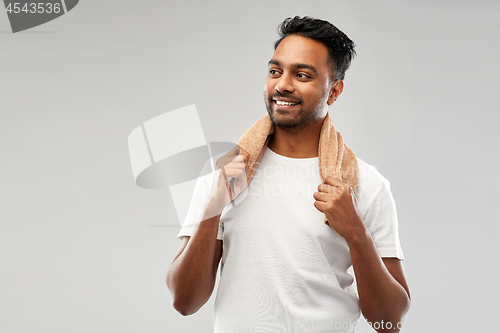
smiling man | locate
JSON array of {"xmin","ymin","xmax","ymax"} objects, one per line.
[{"xmin": 166, "ymin": 16, "xmax": 410, "ymax": 333}]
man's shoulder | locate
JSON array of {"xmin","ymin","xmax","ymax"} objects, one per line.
[{"xmin": 356, "ymin": 157, "xmax": 391, "ymax": 198}]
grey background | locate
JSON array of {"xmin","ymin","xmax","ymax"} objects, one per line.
[{"xmin": 1, "ymin": 0, "xmax": 499, "ymax": 332}]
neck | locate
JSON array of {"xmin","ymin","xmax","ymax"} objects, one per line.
[{"xmin": 268, "ymin": 117, "xmax": 326, "ymax": 158}]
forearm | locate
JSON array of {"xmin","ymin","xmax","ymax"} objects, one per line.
[
  {"xmin": 347, "ymin": 229, "xmax": 410, "ymax": 332},
  {"xmin": 166, "ymin": 208, "xmax": 221, "ymax": 315}
]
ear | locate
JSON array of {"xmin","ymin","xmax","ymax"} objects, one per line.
[{"xmin": 327, "ymin": 79, "xmax": 344, "ymax": 106}]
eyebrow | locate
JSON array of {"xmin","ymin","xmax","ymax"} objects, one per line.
[{"xmin": 268, "ymin": 60, "xmax": 319, "ymax": 75}]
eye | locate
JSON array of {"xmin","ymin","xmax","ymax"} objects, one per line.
[
  {"xmin": 296, "ymin": 73, "xmax": 311, "ymax": 79},
  {"xmin": 269, "ymin": 69, "xmax": 281, "ymax": 77}
]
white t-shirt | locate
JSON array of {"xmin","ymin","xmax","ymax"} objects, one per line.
[{"xmin": 178, "ymin": 148, "xmax": 404, "ymax": 333}]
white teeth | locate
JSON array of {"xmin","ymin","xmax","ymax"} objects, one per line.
[{"xmin": 275, "ymin": 100, "xmax": 297, "ymax": 106}]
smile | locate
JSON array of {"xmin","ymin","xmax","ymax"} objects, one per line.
[{"xmin": 274, "ymin": 100, "xmax": 299, "ymax": 106}]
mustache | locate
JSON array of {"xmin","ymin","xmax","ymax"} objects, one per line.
[{"xmin": 269, "ymin": 92, "xmax": 302, "ymax": 104}]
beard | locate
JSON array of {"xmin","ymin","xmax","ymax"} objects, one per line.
[{"xmin": 264, "ymin": 91, "xmax": 326, "ymax": 132}]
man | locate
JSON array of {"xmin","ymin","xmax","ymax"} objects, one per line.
[{"xmin": 166, "ymin": 16, "xmax": 410, "ymax": 333}]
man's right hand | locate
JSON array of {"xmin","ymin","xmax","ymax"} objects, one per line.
[
  {"xmin": 166, "ymin": 146, "xmax": 249, "ymax": 315},
  {"xmin": 204, "ymin": 145, "xmax": 250, "ymax": 218}
]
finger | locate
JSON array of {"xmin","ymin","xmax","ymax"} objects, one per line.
[
  {"xmin": 226, "ymin": 148, "xmax": 249, "ymax": 167},
  {"xmin": 226, "ymin": 145, "xmax": 242, "ymax": 156},
  {"xmin": 221, "ymin": 164, "xmax": 247, "ymax": 174},
  {"xmin": 319, "ymin": 182, "xmax": 346, "ymax": 195},
  {"xmin": 217, "ymin": 155, "xmax": 246, "ymax": 167},
  {"xmin": 317, "ymin": 183, "xmax": 339, "ymax": 195},
  {"xmin": 216, "ymin": 146, "xmax": 242, "ymax": 165},
  {"xmin": 220, "ymin": 168, "xmax": 245, "ymax": 180},
  {"xmin": 240, "ymin": 147, "xmax": 250, "ymax": 160},
  {"xmin": 219, "ymin": 159, "xmax": 247, "ymax": 169},
  {"xmin": 323, "ymin": 176, "xmax": 344, "ymax": 186},
  {"xmin": 219, "ymin": 163, "xmax": 247, "ymax": 174},
  {"xmin": 227, "ymin": 155, "xmax": 246, "ymax": 162},
  {"xmin": 313, "ymin": 191, "xmax": 330, "ymax": 202},
  {"xmin": 313, "ymin": 200, "xmax": 327, "ymax": 213},
  {"xmin": 216, "ymin": 155, "xmax": 248, "ymax": 168},
  {"xmin": 234, "ymin": 178, "xmax": 244, "ymax": 187},
  {"xmin": 235, "ymin": 172, "xmax": 248, "ymax": 187}
]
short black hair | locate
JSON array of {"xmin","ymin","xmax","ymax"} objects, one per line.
[{"xmin": 274, "ymin": 16, "xmax": 356, "ymax": 80}]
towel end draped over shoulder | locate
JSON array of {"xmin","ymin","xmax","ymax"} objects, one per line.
[{"xmin": 236, "ymin": 113, "xmax": 359, "ymax": 194}]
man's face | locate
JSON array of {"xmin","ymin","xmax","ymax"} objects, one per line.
[{"xmin": 264, "ymin": 34, "xmax": 338, "ymax": 131}]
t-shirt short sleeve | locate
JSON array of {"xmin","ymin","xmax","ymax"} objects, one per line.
[
  {"xmin": 176, "ymin": 172, "xmax": 224, "ymax": 240},
  {"xmin": 356, "ymin": 159, "xmax": 405, "ymax": 260}
]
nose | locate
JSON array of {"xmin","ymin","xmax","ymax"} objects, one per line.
[{"xmin": 275, "ymin": 73, "xmax": 295, "ymax": 93}]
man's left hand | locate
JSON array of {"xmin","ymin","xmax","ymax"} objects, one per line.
[{"xmin": 313, "ymin": 176, "xmax": 366, "ymax": 241}]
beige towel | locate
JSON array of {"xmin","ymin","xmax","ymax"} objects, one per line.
[{"xmin": 237, "ymin": 113, "xmax": 359, "ymax": 194}]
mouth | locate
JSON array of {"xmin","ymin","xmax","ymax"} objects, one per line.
[
  {"xmin": 272, "ymin": 98, "xmax": 300, "ymax": 109},
  {"xmin": 274, "ymin": 100, "xmax": 299, "ymax": 106}
]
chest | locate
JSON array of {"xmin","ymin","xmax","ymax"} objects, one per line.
[{"xmin": 219, "ymin": 160, "xmax": 352, "ymax": 273}]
